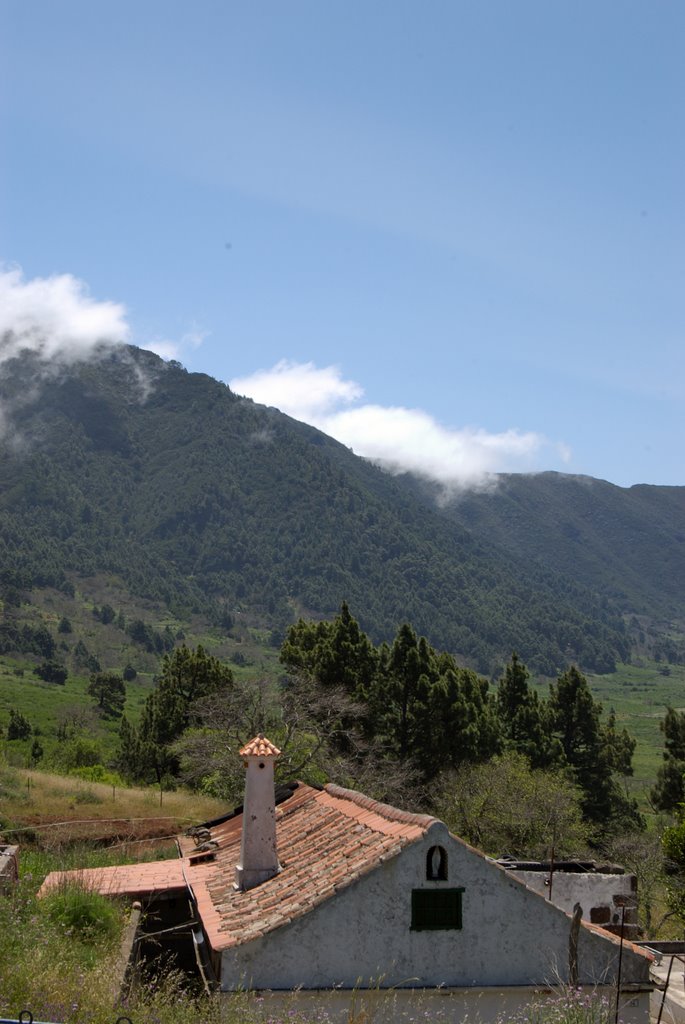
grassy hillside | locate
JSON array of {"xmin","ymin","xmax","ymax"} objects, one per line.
[
  {"xmin": 0, "ymin": 578, "xmax": 283, "ymax": 776},
  {"xmin": 588, "ymin": 660, "xmax": 685, "ymax": 788},
  {"xmin": 0, "ymin": 764, "xmax": 225, "ymax": 843}
]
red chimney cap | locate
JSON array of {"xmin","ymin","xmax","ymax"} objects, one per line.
[{"xmin": 239, "ymin": 734, "xmax": 281, "ymax": 758}]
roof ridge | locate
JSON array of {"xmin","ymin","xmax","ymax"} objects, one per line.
[{"xmin": 324, "ymin": 783, "xmax": 438, "ymax": 829}]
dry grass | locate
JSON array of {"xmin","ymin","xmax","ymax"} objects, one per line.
[{"xmin": 0, "ymin": 766, "xmax": 227, "ymax": 847}]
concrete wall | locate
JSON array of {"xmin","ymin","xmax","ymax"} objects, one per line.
[
  {"xmin": 220, "ymin": 821, "xmax": 652, "ymax": 992},
  {"xmin": 510, "ymin": 869, "xmax": 638, "ymax": 938}
]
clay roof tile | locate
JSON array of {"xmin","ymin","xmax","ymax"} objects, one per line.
[{"xmin": 239, "ymin": 734, "xmax": 281, "ymax": 758}]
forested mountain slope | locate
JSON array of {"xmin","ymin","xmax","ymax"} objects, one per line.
[
  {"xmin": 0, "ymin": 345, "xmax": 678, "ymax": 675},
  {"xmin": 438, "ymin": 473, "xmax": 685, "ymax": 620}
]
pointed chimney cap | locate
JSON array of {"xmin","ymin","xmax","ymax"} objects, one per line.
[{"xmin": 239, "ymin": 734, "xmax": 281, "ymax": 758}]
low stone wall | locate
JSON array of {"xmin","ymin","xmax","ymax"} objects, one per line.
[{"xmin": 0, "ymin": 845, "xmax": 19, "ymax": 893}]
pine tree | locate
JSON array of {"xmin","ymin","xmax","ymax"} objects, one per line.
[
  {"xmin": 548, "ymin": 666, "xmax": 641, "ymax": 829},
  {"xmin": 651, "ymin": 707, "xmax": 685, "ymax": 812},
  {"xmin": 118, "ymin": 645, "xmax": 234, "ymax": 784},
  {"xmin": 87, "ymin": 671, "xmax": 126, "ymax": 718},
  {"xmin": 496, "ymin": 653, "xmax": 555, "ymax": 768},
  {"xmin": 7, "ymin": 708, "xmax": 31, "ymax": 740},
  {"xmin": 280, "ymin": 601, "xmax": 379, "ymax": 697}
]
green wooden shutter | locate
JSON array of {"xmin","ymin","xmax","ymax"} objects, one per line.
[{"xmin": 411, "ymin": 887, "xmax": 464, "ymax": 930}]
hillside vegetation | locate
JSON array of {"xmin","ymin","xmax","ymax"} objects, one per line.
[
  {"xmin": 442, "ymin": 471, "xmax": 685, "ymax": 621},
  {"xmin": 2, "ymin": 344, "xmax": 681, "ymax": 681}
]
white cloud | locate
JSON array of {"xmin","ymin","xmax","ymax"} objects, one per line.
[
  {"xmin": 0, "ymin": 265, "xmax": 212, "ymax": 373},
  {"xmin": 230, "ymin": 360, "xmax": 565, "ymax": 491},
  {"xmin": 231, "ymin": 359, "xmax": 363, "ymax": 421},
  {"xmin": 146, "ymin": 338, "xmax": 181, "ymax": 361},
  {"xmin": 181, "ymin": 325, "xmax": 209, "ymax": 350},
  {"xmin": 0, "ymin": 267, "xmax": 130, "ymax": 365},
  {"xmin": 0, "ymin": 267, "xmax": 212, "ymax": 441}
]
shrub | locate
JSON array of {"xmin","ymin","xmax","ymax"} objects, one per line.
[
  {"xmin": 70, "ymin": 764, "xmax": 125, "ymax": 786},
  {"xmin": 7, "ymin": 708, "xmax": 31, "ymax": 741},
  {"xmin": 72, "ymin": 787, "xmax": 103, "ymax": 805},
  {"xmin": 42, "ymin": 880, "xmax": 121, "ymax": 943},
  {"xmin": 52, "ymin": 737, "xmax": 103, "ymax": 771},
  {"xmin": 34, "ymin": 659, "xmax": 68, "ymax": 684}
]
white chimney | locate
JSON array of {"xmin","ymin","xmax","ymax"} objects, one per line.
[{"xmin": 234, "ymin": 734, "xmax": 281, "ymax": 891}]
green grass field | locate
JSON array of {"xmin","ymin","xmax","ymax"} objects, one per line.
[
  {"xmin": 588, "ymin": 660, "xmax": 685, "ymax": 789},
  {"xmin": 0, "ymin": 580, "xmax": 285, "ymax": 771},
  {"xmin": 529, "ymin": 659, "xmax": 685, "ymax": 803}
]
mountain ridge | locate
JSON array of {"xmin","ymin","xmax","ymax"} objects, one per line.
[{"xmin": 0, "ymin": 344, "xmax": 680, "ymax": 675}]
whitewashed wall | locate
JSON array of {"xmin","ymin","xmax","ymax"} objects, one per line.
[
  {"xmin": 219, "ymin": 821, "xmax": 652, "ymax": 993},
  {"xmin": 510, "ymin": 869, "xmax": 637, "ymax": 931}
]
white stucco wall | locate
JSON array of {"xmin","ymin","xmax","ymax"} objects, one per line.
[
  {"xmin": 220, "ymin": 821, "xmax": 652, "ymax": 992},
  {"xmin": 509, "ymin": 869, "xmax": 636, "ymax": 925}
]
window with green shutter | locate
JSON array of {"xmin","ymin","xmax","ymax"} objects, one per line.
[{"xmin": 411, "ymin": 887, "xmax": 464, "ymax": 931}]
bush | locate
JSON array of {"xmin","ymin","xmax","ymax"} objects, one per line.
[
  {"xmin": 7, "ymin": 708, "xmax": 31, "ymax": 741},
  {"xmin": 72, "ymin": 788, "xmax": 103, "ymax": 805},
  {"xmin": 52, "ymin": 737, "xmax": 103, "ymax": 771},
  {"xmin": 34, "ymin": 659, "xmax": 68, "ymax": 684},
  {"xmin": 70, "ymin": 764, "xmax": 125, "ymax": 786},
  {"xmin": 42, "ymin": 880, "xmax": 120, "ymax": 943}
]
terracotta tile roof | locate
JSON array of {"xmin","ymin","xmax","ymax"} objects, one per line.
[
  {"xmin": 189, "ymin": 782, "xmax": 437, "ymax": 951},
  {"xmin": 38, "ymin": 859, "xmax": 187, "ymax": 899},
  {"xmin": 239, "ymin": 734, "xmax": 281, "ymax": 758},
  {"xmin": 38, "ymin": 782, "xmax": 435, "ymax": 950}
]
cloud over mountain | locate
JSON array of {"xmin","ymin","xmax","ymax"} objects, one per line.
[
  {"xmin": 0, "ymin": 269, "xmax": 569, "ymax": 489},
  {"xmin": 230, "ymin": 360, "xmax": 568, "ymax": 490},
  {"xmin": 0, "ymin": 267, "xmax": 197, "ymax": 370},
  {"xmin": 0, "ymin": 267, "xmax": 130, "ymax": 366}
]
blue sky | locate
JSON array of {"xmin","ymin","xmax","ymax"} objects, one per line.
[{"xmin": 1, "ymin": 1, "xmax": 683, "ymax": 487}]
